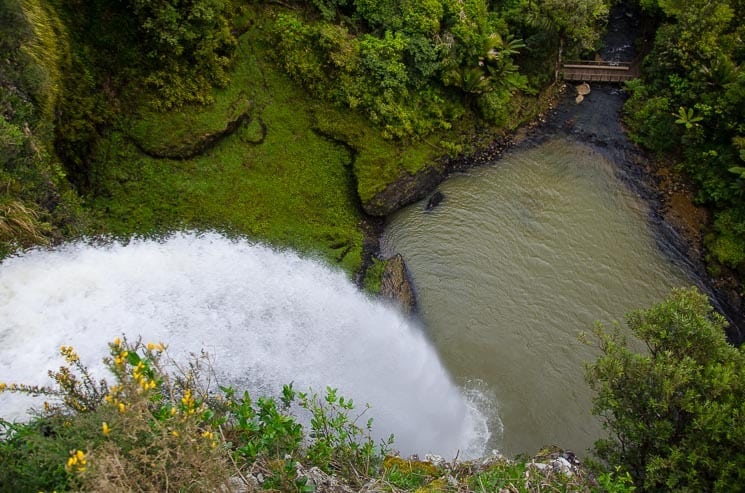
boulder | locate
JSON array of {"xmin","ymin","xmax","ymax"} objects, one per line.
[
  {"xmin": 425, "ymin": 191, "xmax": 445, "ymax": 211},
  {"xmin": 362, "ymin": 165, "xmax": 446, "ymax": 216},
  {"xmin": 576, "ymin": 82, "xmax": 591, "ymax": 96},
  {"xmin": 380, "ymin": 254, "xmax": 416, "ymax": 315}
]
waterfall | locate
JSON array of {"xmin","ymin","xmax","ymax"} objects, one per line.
[{"xmin": 0, "ymin": 232, "xmax": 491, "ymax": 458}]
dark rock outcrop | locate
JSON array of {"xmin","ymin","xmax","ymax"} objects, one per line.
[
  {"xmin": 362, "ymin": 165, "xmax": 446, "ymax": 217},
  {"xmin": 379, "ymin": 254, "xmax": 416, "ymax": 315},
  {"xmin": 425, "ymin": 191, "xmax": 445, "ymax": 211}
]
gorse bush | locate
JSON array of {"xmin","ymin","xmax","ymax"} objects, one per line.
[{"xmin": 0, "ymin": 338, "xmax": 391, "ymax": 492}]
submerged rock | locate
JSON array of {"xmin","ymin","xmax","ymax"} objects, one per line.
[
  {"xmin": 380, "ymin": 254, "xmax": 416, "ymax": 315},
  {"xmin": 425, "ymin": 191, "xmax": 445, "ymax": 211}
]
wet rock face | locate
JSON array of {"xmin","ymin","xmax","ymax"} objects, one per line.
[
  {"xmin": 363, "ymin": 165, "xmax": 446, "ymax": 217},
  {"xmin": 379, "ymin": 254, "xmax": 416, "ymax": 315}
]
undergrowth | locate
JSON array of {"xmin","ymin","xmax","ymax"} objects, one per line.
[
  {"xmin": 0, "ymin": 339, "xmax": 637, "ymax": 493},
  {"xmin": 0, "ymin": 339, "xmax": 390, "ymax": 492}
]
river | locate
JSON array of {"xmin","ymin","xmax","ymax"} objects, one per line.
[
  {"xmin": 382, "ymin": 137, "xmax": 692, "ymax": 455},
  {"xmin": 381, "ymin": 2, "xmax": 701, "ymax": 456}
]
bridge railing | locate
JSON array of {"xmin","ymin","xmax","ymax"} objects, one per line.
[
  {"xmin": 562, "ymin": 71, "xmax": 636, "ymax": 82},
  {"xmin": 562, "ymin": 60, "xmax": 633, "ymax": 69},
  {"xmin": 561, "ymin": 60, "xmax": 638, "ymax": 82}
]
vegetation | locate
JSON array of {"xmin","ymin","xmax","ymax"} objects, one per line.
[
  {"xmin": 9, "ymin": 1, "xmax": 745, "ymax": 489},
  {"xmin": 0, "ymin": 0, "xmax": 87, "ymax": 257},
  {"xmin": 0, "ymin": 339, "xmax": 389, "ymax": 491},
  {"xmin": 0, "ymin": 339, "xmax": 631, "ymax": 492},
  {"xmin": 1, "ymin": 0, "xmax": 616, "ymax": 274},
  {"xmin": 623, "ymin": 0, "xmax": 745, "ymax": 276},
  {"xmin": 585, "ymin": 287, "xmax": 745, "ymax": 492}
]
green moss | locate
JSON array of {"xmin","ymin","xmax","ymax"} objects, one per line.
[
  {"xmin": 363, "ymin": 258, "xmax": 387, "ymax": 295},
  {"xmin": 125, "ymin": 39, "xmax": 256, "ymax": 157},
  {"xmin": 85, "ymin": 29, "xmax": 365, "ymax": 273},
  {"xmin": 382, "ymin": 456, "xmax": 440, "ymax": 490},
  {"xmin": 310, "ymin": 105, "xmax": 444, "ymax": 204}
]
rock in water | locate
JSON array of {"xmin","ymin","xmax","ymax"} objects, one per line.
[
  {"xmin": 575, "ymin": 83, "xmax": 591, "ymax": 104},
  {"xmin": 576, "ymin": 82, "xmax": 591, "ymax": 96},
  {"xmin": 425, "ymin": 191, "xmax": 445, "ymax": 211},
  {"xmin": 380, "ymin": 254, "xmax": 416, "ymax": 314}
]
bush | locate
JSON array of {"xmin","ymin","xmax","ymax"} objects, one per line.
[
  {"xmin": 584, "ymin": 287, "xmax": 745, "ymax": 492},
  {"xmin": 129, "ymin": 0, "xmax": 237, "ymax": 109},
  {"xmin": 0, "ymin": 338, "xmax": 391, "ymax": 492}
]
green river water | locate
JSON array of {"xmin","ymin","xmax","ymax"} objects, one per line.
[{"xmin": 382, "ymin": 137, "xmax": 692, "ymax": 456}]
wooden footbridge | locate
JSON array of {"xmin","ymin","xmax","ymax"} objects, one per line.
[{"xmin": 561, "ymin": 60, "xmax": 639, "ymax": 83}]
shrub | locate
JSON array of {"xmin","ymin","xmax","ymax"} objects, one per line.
[
  {"xmin": 584, "ymin": 287, "xmax": 745, "ymax": 492},
  {"xmin": 0, "ymin": 338, "xmax": 391, "ymax": 491}
]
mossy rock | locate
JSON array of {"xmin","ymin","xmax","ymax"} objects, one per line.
[
  {"xmin": 127, "ymin": 99, "xmax": 252, "ymax": 159},
  {"xmin": 310, "ymin": 105, "xmax": 444, "ymax": 216},
  {"xmin": 414, "ymin": 478, "xmax": 448, "ymax": 493},
  {"xmin": 382, "ymin": 456, "xmax": 440, "ymax": 477},
  {"xmin": 379, "ymin": 254, "xmax": 416, "ymax": 314}
]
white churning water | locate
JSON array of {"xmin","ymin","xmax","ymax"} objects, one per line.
[{"xmin": 0, "ymin": 232, "xmax": 492, "ymax": 458}]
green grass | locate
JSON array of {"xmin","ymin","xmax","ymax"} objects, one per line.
[
  {"xmin": 310, "ymin": 104, "xmax": 446, "ymax": 206},
  {"xmin": 125, "ymin": 48, "xmax": 254, "ymax": 158},
  {"xmin": 81, "ymin": 4, "xmax": 556, "ymax": 276},
  {"xmin": 86, "ymin": 28, "xmax": 365, "ymax": 273}
]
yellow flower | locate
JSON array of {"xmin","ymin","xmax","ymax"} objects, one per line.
[
  {"xmin": 181, "ymin": 389, "xmax": 195, "ymax": 409},
  {"xmin": 113, "ymin": 337, "xmax": 122, "ymax": 347},
  {"xmin": 118, "ymin": 402, "xmax": 126, "ymax": 413},
  {"xmin": 102, "ymin": 422, "xmax": 110, "ymax": 436},
  {"xmin": 0, "ymin": 383, "xmax": 6, "ymax": 392},
  {"xmin": 65, "ymin": 450, "xmax": 87, "ymax": 473},
  {"xmin": 147, "ymin": 342, "xmax": 165, "ymax": 351},
  {"xmin": 60, "ymin": 346, "xmax": 79, "ymax": 363}
]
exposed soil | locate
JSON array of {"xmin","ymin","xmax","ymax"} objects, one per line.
[{"xmin": 650, "ymin": 161, "xmax": 709, "ymax": 258}]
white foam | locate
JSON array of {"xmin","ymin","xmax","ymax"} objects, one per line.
[{"xmin": 0, "ymin": 232, "xmax": 492, "ymax": 458}]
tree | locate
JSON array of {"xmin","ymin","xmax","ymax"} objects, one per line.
[
  {"xmin": 524, "ymin": 0, "xmax": 610, "ymax": 80},
  {"xmin": 584, "ymin": 287, "xmax": 745, "ymax": 492},
  {"xmin": 128, "ymin": 0, "xmax": 237, "ymax": 108}
]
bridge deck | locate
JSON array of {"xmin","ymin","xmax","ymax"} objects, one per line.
[{"xmin": 561, "ymin": 60, "xmax": 639, "ymax": 83}]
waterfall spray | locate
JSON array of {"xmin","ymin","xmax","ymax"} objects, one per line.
[{"xmin": 0, "ymin": 232, "xmax": 491, "ymax": 458}]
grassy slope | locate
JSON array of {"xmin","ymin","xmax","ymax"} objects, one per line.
[
  {"xmin": 86, "ymin": 24, "xmax": 366, "ymax": 273},
  {"xmin": 80, "ymin": 4, "xmax": 470, "ymax": 276}
]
